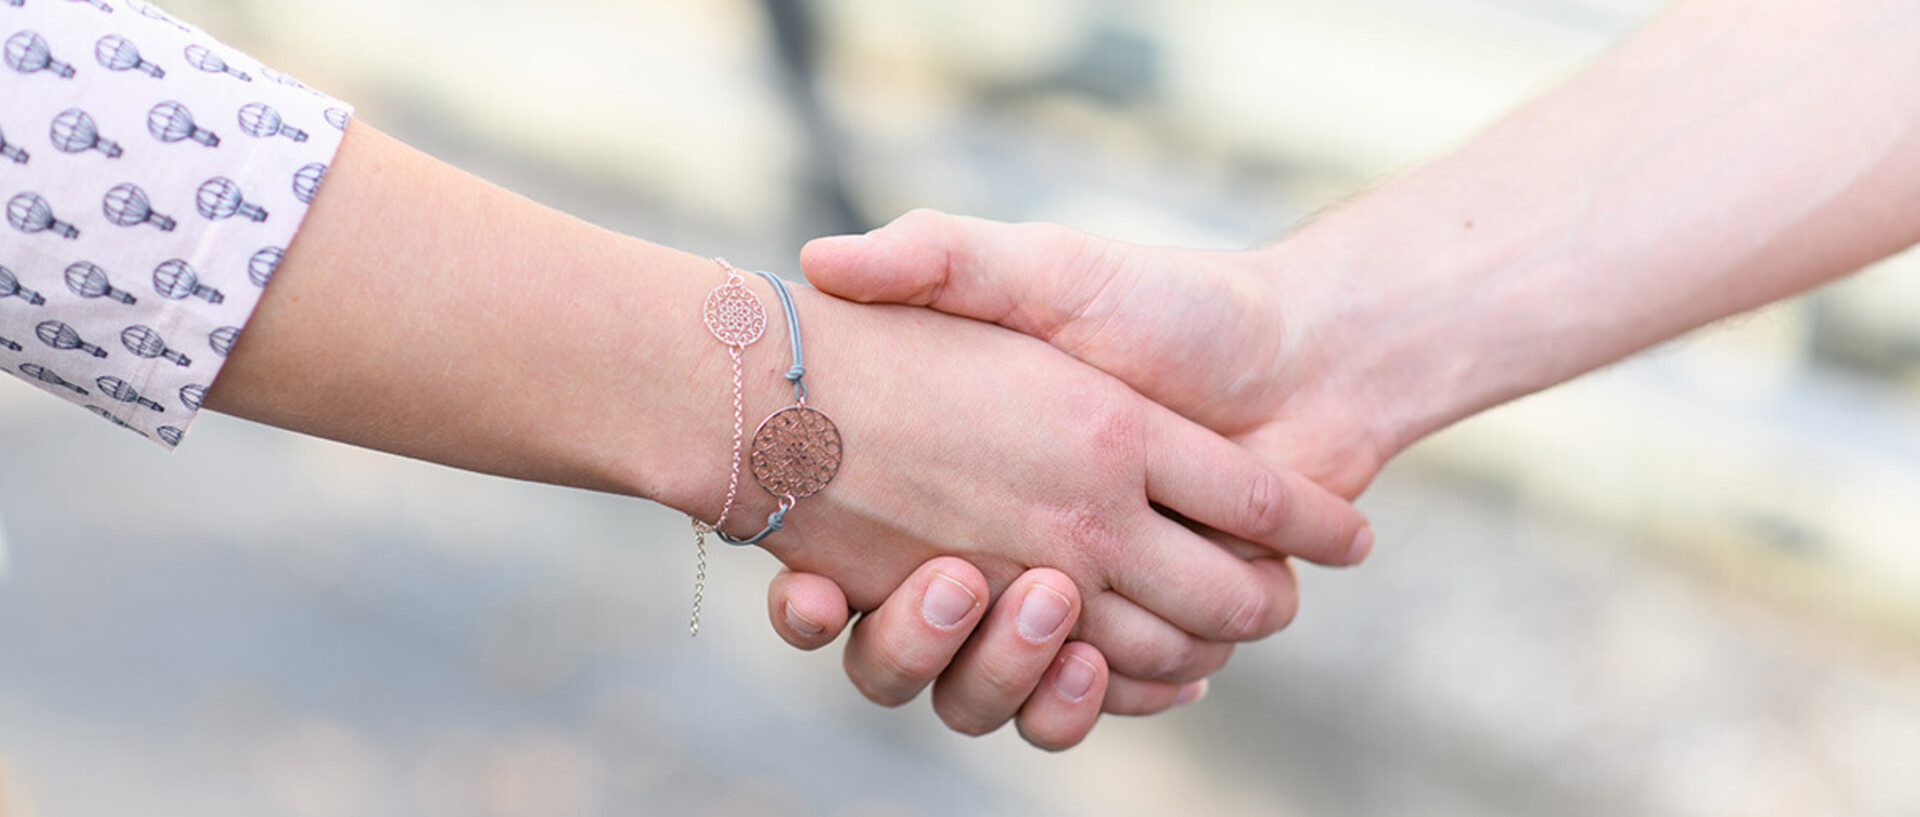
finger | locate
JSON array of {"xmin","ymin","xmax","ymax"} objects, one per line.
[
  {"xmin": 1075, "ymin": 591, "xmax": 1235, "ymax": 683},
  {"xmin": 1101, "ymin": 677, "xmax": 1210, "ymax": 717},
  {"xmin": 929, "ymin": 570, "xmax": 1082, "ymax": 736},
  {"xmin": 1014, "ymin": 642, "xmax": 1110, "ymax": 751},
  {"xmin": 766, "ymin": 568, "xmax": 852, "ymax": 650},
  {"xmin": 842, "ymin": 558, "xmax": 989, "ymax": 707},
  {"xmin": 800, "ymin": 209, "xmax": 1102, "ymax": 339},
  {"xmin": 1094, "ymin": 497, "xmax": 1310, "ymax": 644},
  {"xmin": 1146, "ymin": 409, "xmax": 1372, "ymax": 567}
]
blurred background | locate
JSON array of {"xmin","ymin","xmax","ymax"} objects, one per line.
[{"xmin": 6, "ymin": 0, "xmax": 1920, "ymax": 815}]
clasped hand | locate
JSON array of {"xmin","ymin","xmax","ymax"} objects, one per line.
[{"xmin": 727, "ymin": 210, "xmax": 1391, "ymax": 750}]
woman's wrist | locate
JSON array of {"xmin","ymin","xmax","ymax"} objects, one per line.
[{"xmin": 203, "ymin": 123, "xmax": 765, "ymax": 523}]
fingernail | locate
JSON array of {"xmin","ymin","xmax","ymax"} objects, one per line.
[
  {"xmin": 822, "ymin": 233, "xmax": 870, "ymax": 246},
  {"xmin": 784, "ymin": 602, "xmax": 825, "ymax": 639},
  {"xmin": 1348, "ymin": 526, "xmax": 1375, "ymax": 565},
  {"xmin": 1016, "ymin": 585, "xmax": 1072, "ymax": 641},
  {"xmin": 921, "ymin": 572, "xmax": 978, "ymax": 629},
  {"xmin": 1175, "ymin": 679, "xmax": 1209, "ymax": 706},
  {"xmin": 1053, "ymin": 654, "xmax": 1098, "ymax": 702}
]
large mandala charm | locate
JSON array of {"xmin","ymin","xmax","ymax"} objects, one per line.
[
  {"xmin": 750, "ymin": 406, "xmax": 842, "ymax": 498},
  {"xmin": 703, "ymin": 279, "xmax": 766, "ymax": 346}
]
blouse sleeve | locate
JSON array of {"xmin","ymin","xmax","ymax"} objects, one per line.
[{"xmin": 0, "ymin": 0, "xmax": 351, "ymax": 448}]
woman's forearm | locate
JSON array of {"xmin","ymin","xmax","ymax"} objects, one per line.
[
  {"xmin": 201, "ymin": 120, "xmax": 1375, "ymax": 664},
  {"xmin": 204, "ymin": 122, "xmax": 734, "ymax": 516},
  {"xmin": 1275, "ymin": 0, "xmax": 1920, "ymax": 457}
]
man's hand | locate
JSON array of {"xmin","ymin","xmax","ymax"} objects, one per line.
[
  {"xmin": 765, "ymin": 210, "xmax": 1393, "ymax": 748},
  {"xmin": 801, "ymin": 209, "xmax": 1395, "ymax": 498}
]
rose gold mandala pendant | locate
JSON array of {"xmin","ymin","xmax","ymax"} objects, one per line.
[
  {"xmin": 704, "ymin": 279, "xmax": 766, "ymax": 347},
  {"xmin": 749, "ymin": 405, "xmax": 842, "ymax": 498}
]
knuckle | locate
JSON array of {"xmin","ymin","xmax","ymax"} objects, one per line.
[
  {"xmin": 975, "ymin": 661, "xmax": 1045, "ymax": 704},
  {"xmin": 1092, "ymin": 396, "xmax": 1148, "ymax": 454},
  {"xmin": 1112, "ymin": 634, "xmax": 1232, "ymax": 684},
  {"xmin": 1016, "ymin": 722, "xmax": 1081, "ymax": 753},
  {"xmin": 1061, "ymin": 392, "xmax": 1144, "ymax": 461},
  {"xmin": 933, "ymin": 692, "xmax": 1010, "ymax": 737},
  {"xmin": 1127, "ymin": 634, "xmax": 1207, "ymax": 683},
  {"xmin": 849, "ymin": 670, "xmax": 913, "ymax": 708},
  {"xmin": 942, "ymin": 713, "xmax": 1004, "ymax": 738},
  {"xmin": 1269, "ymin": 577, "xmax": 1301, "ymax": 632},
  {"xmin": 848, "ymin": 663, "xmax": 916, "ymax": 708},
  {"xmin": 1039, "ymin": 502, "xmax": 1123, "ymax": 571},
  {"xmin": 1240, "ymin": 468, "xmax": 1289, "ymax": 541},
  {"xmin": 1219, "ymin": 586, "xmax": 1273, "ymax": 642},
  {"xmin": 848, "ymin": 643, "xmax": 942, "ymax": 708}
]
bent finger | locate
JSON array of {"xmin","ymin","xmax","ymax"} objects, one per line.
[
  {"xmin": 842, "ymin": 558, "xmax": 989, "ymax": 707},
  {"xmin": 1101, "ymin": 505, "xmax": 1307, "ymax": 644},
  {"xmin": 766, "ymin": 568, "xmax": 853, "ymax": 651},
  {"xmin": 1101, "ymin": 676, "xmax": 1210, "ymax": 717},
  {"xmin": 930, "ymin": 569, "xmax": 1082, "ymax": 736},
  {"xmin": 1014, "ymin": 642, "xmax": 1110, "ymax": 751},
  {"xmin": 1076, "ymin": 591, "xmax": 1235, "ymax": 683}
]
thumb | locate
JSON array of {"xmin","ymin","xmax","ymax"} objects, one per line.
[{"xmin": 800, "ymin": 208, "xmax": 1108, "ymax": 340}]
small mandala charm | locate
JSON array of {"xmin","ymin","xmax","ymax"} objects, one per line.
[
  {"xmin": 704, "ymin": 280, "xmax": 766, "ymax": 347},
  {"xmin": 750, "ymin": 406, "xmax": 842, "ymax": 498}
]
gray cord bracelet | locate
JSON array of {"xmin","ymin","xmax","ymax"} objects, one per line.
[{"xmin": 716, "ymin": 271, "xmax": 843, "ymax": 546}]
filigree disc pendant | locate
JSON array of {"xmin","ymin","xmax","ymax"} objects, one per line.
[
  {"xmin": 750, "ymin": 406, "xmax": 842, "ymax": 498},
  {"xmin": 704, "ymin": 279, "xmax": 766, "ymax": 346}
]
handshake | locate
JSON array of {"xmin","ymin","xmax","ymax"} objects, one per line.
[
  {"xmin": 204, "ymin": 0, "xmax": 1917, "ymax": 753},
  {"xmin": 739, "ymin": 209, "xmax": 1398, "ymax": 750}
]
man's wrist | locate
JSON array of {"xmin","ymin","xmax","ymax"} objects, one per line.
[{"xmin": 1246, "ymin": 207, "xmax": 1522, "ymax": 467}]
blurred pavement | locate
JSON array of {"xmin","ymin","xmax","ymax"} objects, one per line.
[{"xmin": 5, "ymin": 1, "xmax": 1920, "ymax": 815}]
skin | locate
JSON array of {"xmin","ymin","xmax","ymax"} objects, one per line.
[
  {"xmin": 773, "ymin": 0, "xmax": 1920, "ymax": 748},
  {"xmin": 200, "ymin": 122, "xmax": 1372, "ymax": 708}
]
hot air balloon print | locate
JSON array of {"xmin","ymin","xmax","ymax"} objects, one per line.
[
  {"xmin": 238, "ymin": 102, "xmax": 306, "ymax": 142},
  {"xmin": 247, "ymin": 246, "xmax": 282, "ymax": 287},
  {"xmin": 195, "ymin": 177, "xmax": 266, "ymax": 222},
  {"xmin": 65, "ymin": 261, "xmax": 137, "ymax": 304},
  {"xmin": 18, "ymin": 363, "xmax": 85, "ymax": 394},
  {"xmin": 96, "ymin": 376, "xmax": 165, "ymax": 411},
  {"xmin": 120, "ymin": 324, "xmax": 190, "ymax": 366},
  {"xmin": 208, "ymin": 326, "xmax": 239, "ymax": 357},
  {"xmin": 148, "ymin": 101, "xmax": 219, "ymax": 146},
  {"xmin": 0, "ymin": 126, "xmax": 29, "ymax": 163},
  {"xmin": 37, "ymin": 320, "xmax": 108, "ymax": 357},
  {"xmin": 152, "ymin": 259, "xmax": 224, "ymax": 303},
  {"xmin": 0, "ymin": 266, "xmax": 45, "ymax": 305},
  {"xmin": 103, "ymin": 183, "xmax": 175, "ymax": 231},
  {"xmin": 96, "ymin": 35, "xmax": 163, "ymax": 76},
  {"xmin": 50, "ymin": 108, "xmax": 123, "ymax": 157},
  {"xmin": 8, "ymin": 192, "xmax": 79, "ymax": 238},
  {"xmin": 5, "ymin": 32, "xmax": 75, "ymax": 78},
  {"xmin": 183, "ymin": 43, "xmax": 249, "ymax": 81},
  {"xmin": 292, "ymin": 163, "xmax": 325, "ymax": 204}
]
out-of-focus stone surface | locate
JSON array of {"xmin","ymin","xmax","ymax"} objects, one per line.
[{"xmin": 5, "ymin": 1, "xmax": 1920, "ymax": 815}]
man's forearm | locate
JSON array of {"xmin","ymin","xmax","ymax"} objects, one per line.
[{"xmin": 1273, "ymin": 0, "xmax": 1920, "ymax": 457}]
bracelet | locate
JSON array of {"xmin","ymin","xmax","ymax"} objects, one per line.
[
  {"xmin": 687, "ymin": 260, "xmax": 842, "ymax": 635},
  {"xmin": 716, "ymin": 270, "xmax": 842, "ymax": 545},
  {"xmin": 688, "ymin": 258, "xmax": 765, "ymax": 635}
]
